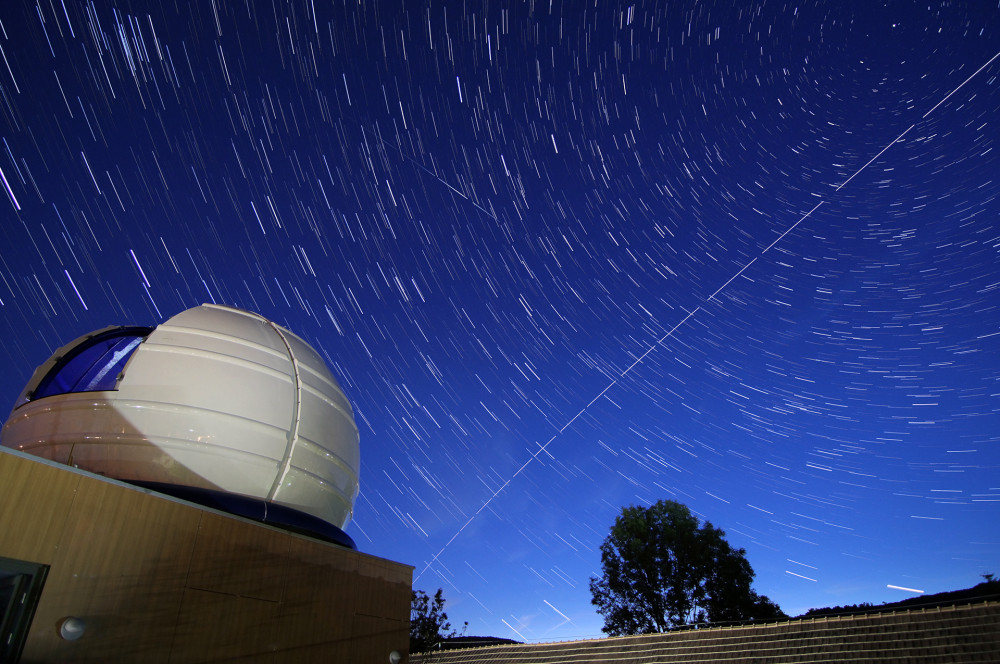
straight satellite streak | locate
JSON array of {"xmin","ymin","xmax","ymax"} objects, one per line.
[{"xmin": 416, "ymin": 47, "xmax": 1000, "ymax": 582}]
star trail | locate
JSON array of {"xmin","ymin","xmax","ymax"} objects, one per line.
[{"xmin": 1, "ymin": 1, "xmax": 998, "ymax": 641}]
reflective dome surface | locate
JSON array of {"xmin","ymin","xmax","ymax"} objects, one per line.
[{"xmin": 1, "ymin": 304, "xmax": 360, "ymax": 531}]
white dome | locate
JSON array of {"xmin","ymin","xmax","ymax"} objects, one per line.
[{"xmin": 1, "ymin": 304, "xmax": 360, "ymax": 534}]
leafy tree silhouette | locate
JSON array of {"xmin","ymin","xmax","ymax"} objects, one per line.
[{"xmin": 590, "ymin": 499, "xmax": 785, "ymax": 635}]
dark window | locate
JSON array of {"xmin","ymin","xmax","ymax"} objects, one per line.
[
  {"xmin": 0, "ymin": 557, "xmax": 49, "ymax": 662},
  {"xmin": 32, "ymin": 327, "xmax": 152, "ymax": 399}
]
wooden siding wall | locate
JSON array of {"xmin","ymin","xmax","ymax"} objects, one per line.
[
  {"xmin": 411, "ymin": 602, "xmax": 1000, "ymax": 664},
  {"xmin": 0, "ymin": 449, "xmax": 412, "ymax": 663}
]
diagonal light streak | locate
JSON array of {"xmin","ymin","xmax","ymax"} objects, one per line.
[{"xmin": 415, "ymin": 49, "xmax": 1000, "ymax": 582}]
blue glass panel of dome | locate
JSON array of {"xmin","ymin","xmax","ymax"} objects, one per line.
[{"xmin": 33, "ymin": 332, "xmax": 147, "ymax": 399}]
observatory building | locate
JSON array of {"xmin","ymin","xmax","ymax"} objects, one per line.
[{"xmin": 0, "ymin": 304, "xmax": 411, "ymax": 663}]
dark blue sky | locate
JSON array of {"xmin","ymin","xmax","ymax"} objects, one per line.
[{"xmin": 1, "ymin": 1, "xmax": 998, "ymax": 640}]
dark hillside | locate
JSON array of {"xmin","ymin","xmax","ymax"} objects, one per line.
[{"xmin": 802, "ymin": 580, "xmax": 1000, "ymax": 618}]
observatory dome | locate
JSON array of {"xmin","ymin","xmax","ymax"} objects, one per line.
[{"xmin": 1, "ymin": 304, "xmax": 360, "ymax": 546}]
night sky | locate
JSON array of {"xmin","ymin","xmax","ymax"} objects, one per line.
[{"xmin": 2, "ymin": 0, "xmax": 999, "ymax": 641}]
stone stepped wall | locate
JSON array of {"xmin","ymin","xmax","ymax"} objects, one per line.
[{"xmin": 411, "ymin": 600, "xmax": 1000, "ymax": 664}]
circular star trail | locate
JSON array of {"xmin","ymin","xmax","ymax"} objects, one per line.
[{"xmin": 0, "ymin": 1, "xmax": 998, "ymax": 640}]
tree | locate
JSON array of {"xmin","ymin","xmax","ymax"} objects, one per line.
[
  {"xmin": 589, "ymin": 500, "xmax": 786, "ymax": 635},
  {"xmin": 410, "ymin": 588, "xmax": 464, "ymax": 653}
]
